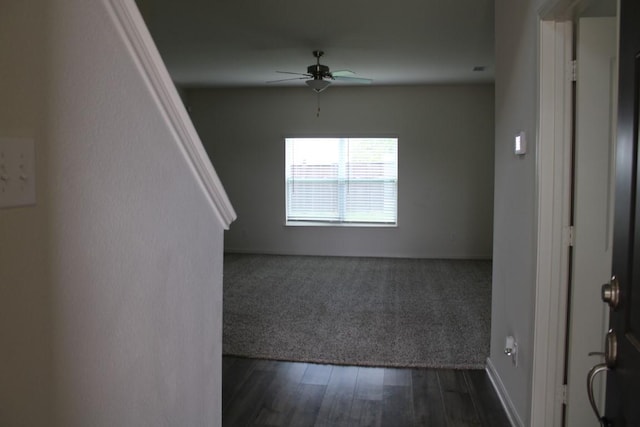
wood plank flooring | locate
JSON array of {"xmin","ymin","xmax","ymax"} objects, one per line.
[{"xmin": 222, "ymin": 356, "xmax": 511, "ymax": 427}]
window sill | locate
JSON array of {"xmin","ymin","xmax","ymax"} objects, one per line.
[{"xmin": 285, "ymin": 221, "xmax": 397, "ymax": 228}]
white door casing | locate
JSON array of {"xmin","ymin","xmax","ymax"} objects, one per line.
[
  {"xmin": 531, "ymin": 18, "xmax": 573, "ymax": 427},
  {"xmin": 532, "ymin": 4, "xmax": 617, "ymax": 427}
]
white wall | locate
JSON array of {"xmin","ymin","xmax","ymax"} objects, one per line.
[
  {"xmin": 188, "ymin": 85, "xmax": 494, "ymax": 259},
  {"xmin": 0, "ymin": 1, "xmax": 227, "ymax": 425},
  {"xmin": 0, "ymin": 1, "xmax": 52, "ymax": 424},
  {"xmin": 491, "ymin": 0, "xmax": 545, "ymax": 424}
]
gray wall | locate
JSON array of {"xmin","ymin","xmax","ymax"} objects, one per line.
[
  {"xmin": 491, "ymin": 0, "xmax": 546, "ymax": 424},
  {"xmin": 0, "ymin": 1, "xmax": 225, "ymax": 425},
  {"xmin": 188, "ymin": 85, "xmax": 495, "ymax": 259}
]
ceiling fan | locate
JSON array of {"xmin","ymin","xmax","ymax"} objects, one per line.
[{"xmin": 268, "ymin": 50, "xmax": 373, "ymax": 92}]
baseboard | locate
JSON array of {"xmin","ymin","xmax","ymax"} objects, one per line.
[{"xmin": 485, "ymin": 358, "xmax": 524, "ymax": 427}]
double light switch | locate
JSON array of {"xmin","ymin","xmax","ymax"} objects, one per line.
[{"xmin": 0, "ymin": 137, "xmax": 36, "ymax": 208}]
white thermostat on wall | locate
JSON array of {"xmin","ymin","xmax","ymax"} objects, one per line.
[{"xmin": 515, "ymin": 131, "xmax": 527, "ymax": 155}]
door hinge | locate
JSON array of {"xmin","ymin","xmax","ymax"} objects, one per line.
[
  {"xmin": 570, "ymin": 60, "xmax": 577, "ymax": 82},
  {"xmin": 559, "ymin": 384, "xmax": 568, "ymax": 405},
  {"xmin": 564, "ymin": 226, "xmax": 575, "ymax": 247}
]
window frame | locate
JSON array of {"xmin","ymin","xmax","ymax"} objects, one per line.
[{"xmin": 284, "ymin": 136, "xmax": 399, "ymax": 227}]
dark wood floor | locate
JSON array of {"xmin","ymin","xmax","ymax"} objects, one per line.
[{"xmin": 223, "ymin": 356, "xmax": 511, "ymax": 427}]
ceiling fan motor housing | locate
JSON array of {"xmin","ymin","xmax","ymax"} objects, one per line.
[{"xmin": 307, "ymin": 63, "xmax": 331, "ymax": 79}]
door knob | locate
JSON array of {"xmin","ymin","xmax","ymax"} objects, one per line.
[
  {"xmin": 601, "ymin": 275, "xmax": 620, "ymax": 309},
  {"xmin": 587, "ymin": 330, "xmax": 617, "ymax": 427},
  {"xmin": 587, "ymin": 363, "xmax": 609, "ymax": 426}
]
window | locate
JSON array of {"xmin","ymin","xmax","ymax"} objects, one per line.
[{"xmin": 285, "ymin": 137, "xmax": 398, "ymax": 226}]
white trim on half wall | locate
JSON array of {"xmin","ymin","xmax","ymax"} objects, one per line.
[{"xmin": 104, "ymin": 0, "xmax": 237, "ymax": 229}]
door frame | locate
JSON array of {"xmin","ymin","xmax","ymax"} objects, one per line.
[
  {"xmin": 531, "ymin": 15, "xmax": 573, "ymax": 427},
  {"xmin": 532, "ymin": 1, "xmax": 619, "ymax": 426}
]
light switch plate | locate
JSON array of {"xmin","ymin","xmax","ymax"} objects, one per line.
[{"xmin": 0, "ymin": 137, "xmax": 36, "ymax": 208}]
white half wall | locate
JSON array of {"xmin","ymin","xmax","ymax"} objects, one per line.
[
  {"xmin": 188, "ymin": 85, "xmax": 494, "ymax": 259},
  {"xmin": 0, "ymin": 1, "xmax": 51, "ymax": 424},
  {"xmin": 0, "ymin": 0, "xmax": 229, "ymax": 425}
]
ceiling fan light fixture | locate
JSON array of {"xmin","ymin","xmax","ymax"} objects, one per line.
[{"xmin": 306, "ymin": 79, "xmax": 331, "ymax": 93}]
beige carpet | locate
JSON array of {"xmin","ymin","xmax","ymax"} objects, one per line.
[{"xmin": 223, "ymin": 254, "xmax": 491, "ymax": 369}]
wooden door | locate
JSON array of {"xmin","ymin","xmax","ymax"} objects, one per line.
[{"xmin": 604, "ymin": 0, "xmax": 640, "ymax": 424}]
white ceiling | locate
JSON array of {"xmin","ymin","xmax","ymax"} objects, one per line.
[{"xmin": 137, "ymin": 0, "xmax": 495, "ymax": 88}]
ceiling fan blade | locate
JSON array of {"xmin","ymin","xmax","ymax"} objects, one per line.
[
  {"xmin": 333, "ymin": 75, "xmax": 373, "ymax": 84},
  {"xmin": 331, "ymin": 70, "xmax": 356, "ymax": 77},
  {"xmin": 266, "ymin": 76, "xmax": 307, "ymax": 84},
  {"xmin": 276, "ymin": 71, "xmax": 310, "ymax": 76}
]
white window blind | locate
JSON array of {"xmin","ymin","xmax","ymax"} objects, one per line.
[{"xmin": 285, "ymin": 137, "xmax": 398, "ymax": 225}]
